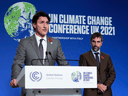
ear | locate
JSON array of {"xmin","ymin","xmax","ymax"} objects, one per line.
[
  {"xmin": 101, "ymin": 41, "xmax": 103, "ymax": 45},
  {"xmin": 90, "ymin": 41, "xmax": 92, "ymax": 45},
  {"xmin": 33, "ymin": 23, "xmax": 37, "ymax": 29}
]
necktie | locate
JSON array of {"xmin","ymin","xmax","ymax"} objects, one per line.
[
  {"xmin": 95, "ymin": 52, "xmax": 102, "ymax": 84},
  {"xmin": 95, "ymin": 52, "xmax": 102, "ymax": 93},
  {"xmin": 95, "ymin": 52, "xmax": 100, "ymax": 68},
  {"xmin": 39, "ymin": 39, "xmax": 44, "ymax": 58}
]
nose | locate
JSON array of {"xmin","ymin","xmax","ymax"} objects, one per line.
[
  {"xmin": 92, "ymin": 41, "xmax": 97, "ymax": 46},
  {"xmin": 43, "ymin": 22, "xmax": 46, "ymax": 28},
  {"xmin": 95, "ymin": 42, "xmax": 98, "ymax": 46}
]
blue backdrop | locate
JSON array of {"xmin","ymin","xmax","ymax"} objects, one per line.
[{"xmin": 0, "ymin": 0, "xmax": 128, "ymax": 96}]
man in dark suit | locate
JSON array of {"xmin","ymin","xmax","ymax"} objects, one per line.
[
  {"xmin": 79, "ymin": 32, "xmax": 116, "ymax": 96},
  {"xmin": 10, "ymin": 11, "xmax": 69, "ymax": 96}
]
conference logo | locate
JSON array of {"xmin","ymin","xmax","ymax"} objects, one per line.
[
  {"xmin": 83, "ymin": 72, "xmax": 93, "ymax": 81},
  {"xmin": 30, "ymin": 71, "xmax": 42, "ymax": 82},
  {"xmin": 4, "ymin": 2, "xmax": 37, "ymax": 42},
  {"xmin": 71, "ymin": 71, "xmax": 82, "ymax": 82}
]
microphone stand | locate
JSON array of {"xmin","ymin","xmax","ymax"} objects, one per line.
[{"xmin": 48, "ymin": 51, "xmax": 79, "ymax": 61}]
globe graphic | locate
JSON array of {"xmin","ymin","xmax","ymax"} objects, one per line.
[
  {"xmin": 71, "ymin": 71, "xmax": 82, "ymax": 82},
  {"xmin": 4, "ymin": 2, "xmax": 37, "ymax": 42}
]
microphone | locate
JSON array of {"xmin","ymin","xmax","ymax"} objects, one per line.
[
  {"xmin": 48, "ymin": 51, "xmax": 79, "ymax": 61},
  {"xmin": 48, "ymin": 51, "xmax": 57, "ymax": 60},
  {"xmin": 46, "ymin": 51, "xmax": 48, "ymax": 56},
  {"xmin": 46, "ymin": 51, "xmax": 49, "ymax": 64},
  {"xmin": 31, "ymin": 52, "xmax": 48, "ymax": 65}
]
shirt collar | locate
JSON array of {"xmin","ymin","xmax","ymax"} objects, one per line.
[
  {"xmin": 35, "ymin": 33, "xmax": 47, "ymax": 42},
  {"xmin": 91, "ymin": 49, "xmax": 101, "ymax": 54}
]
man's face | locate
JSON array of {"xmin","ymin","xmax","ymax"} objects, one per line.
[
  {"xmin": 33, "ymin": 16, "xmax": 49, "ymax": 37},
  {"xmin": 91, "ymin": 37, "xmax": 103, "ymax": 52}
]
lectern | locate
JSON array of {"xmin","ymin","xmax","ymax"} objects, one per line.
[{"xmin": 17, "ymin": 66, "xmax": 97, "ymax": 96}]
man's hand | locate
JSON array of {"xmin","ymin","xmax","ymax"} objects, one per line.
[
  {"xmin": 10, "ymin": 79, "xmax": 18, "ymax": 87},
  {"xmin": 97, "ymin": 84, "xmax": 107, "ymax": 93}
]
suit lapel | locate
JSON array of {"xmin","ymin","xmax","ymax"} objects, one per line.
[
  {"xmin": 100, "ymin": 52, "xmax": 104, "ymax": 71},
  {"xmin": 47, "ymin": 35, "xmax": 51, "ymax": 53},
  {"xmin": 89, "ymin": 50, "xmax": 97, "ymax": 66},
  {"xmin": 89, "ymin": 50, "xmax": 101, "ymax": 82},
  {"xmin": 44, "ymin": 35, "xmax": 52, "ymax": 65},
  {"xmin": 30, "ymin": 34, "xmax": 43, "ymax": 64}
]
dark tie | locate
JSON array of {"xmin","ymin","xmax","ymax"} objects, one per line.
[
  {"xmin": 95, "ymin": 53, "xmax": 100, "ymax": 68},
  {"xmin": 39, "ymin": 39, "xmax": 44, "ymax": 58},
  {"xmin": 95, "ymin": 52, "xmax": 102, "ymax": 93}
]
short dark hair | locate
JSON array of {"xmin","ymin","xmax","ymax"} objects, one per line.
[
  {"xmin": 90, "ymin": 32, "xmax": 103, "ymax": 42},
  {"xmin": 32, "ymin": 11, "xmax": 50, "ymax": 31}
]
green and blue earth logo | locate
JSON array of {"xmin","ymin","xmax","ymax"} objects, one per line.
[
  {"xmin": 71, "ymin": 71, "xmax": 82, "ymax": 82},
  {"xmin": 4, "ymin": 2, "xmax": 37, "ymax": 42}
]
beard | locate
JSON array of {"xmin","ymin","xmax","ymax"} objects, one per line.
[
  {"xmin": 37, "ymin": 30, "xmax": 45, "ymax": 37},
  {"xmin": 92, "ymin": 46, "xmax": 100, "ymax": 52},
  {"xmin": 35, "ymin": 27, "xmax": 45, "ymax": 37}
]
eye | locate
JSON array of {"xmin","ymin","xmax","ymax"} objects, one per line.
[
  {"xmin": 41, "ymin": 21, "xmax": 44, "ymax": 23},
  {"xmin": 46, "ymin": 21, "xmax": 49, "ymax": 24},
  {"xmin": 97, "ymin": 41, "xmax": 101, "ymax": 43},
  {"xmin": 92, "ymin": 40, "xmax": 95, "ymax": 43}
]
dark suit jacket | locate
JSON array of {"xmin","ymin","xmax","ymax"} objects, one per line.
[
  {"xmin": 11, "ymin": 34, "xmax": 69, "ymax": 95},
  {"xmin": 79, "ymin": 50, "xmax": 116, "ymax": 96}
]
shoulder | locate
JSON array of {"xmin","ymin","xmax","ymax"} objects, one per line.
[
  {"xmin": 80, "ymin": 50, "xmax": 91, "ymax": 57},
  {"xmin": 19, "ymin": 35, "xmax": 34, "ymax": 44},
  {"xmin": 101, "ymin": 52, "xmax": 110, "ymax": 57},
  {"xmin": 101, "ymin": 52, "xmax": 111, "ymax": 61},
  {"xmin": 47, "ymin": 35, "xmax": 60, "ymax": 43}
]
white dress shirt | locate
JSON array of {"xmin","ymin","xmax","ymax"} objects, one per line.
[
  {"xmin": 35, "ymin": 34, "xmax": 47, "ymax": 60},
  {"xmin": 91, "ymin": 49, "xmax": 101, "ymax": 62}
]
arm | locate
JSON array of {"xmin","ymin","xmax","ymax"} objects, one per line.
[
  {"xmin": 98, "ymin": 56, "xmax": 116, "ymax": 92},
  {"xmin": 11, "ymin": 40, "xmax": 26, "ymax": 83},
  {"xmin": 103, "ymin": 55, "xmax": 116, "ymax": 88},
  {"xmin": 79, "ymin": 54, "xmax": 107, "ymax": 92}
]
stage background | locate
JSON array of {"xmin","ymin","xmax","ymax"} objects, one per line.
[{"xmin": 0, "ymin": 0, "xmax": 128, "ymax": 95}]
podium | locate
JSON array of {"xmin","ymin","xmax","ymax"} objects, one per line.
[{"xmin": 17, "ymin": 66, "xmax": 97, "ymax": 96}]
